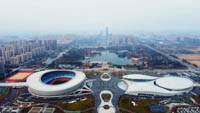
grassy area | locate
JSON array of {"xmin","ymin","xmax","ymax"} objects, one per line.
[
  {"xmin": 84, "ymin": 71, "xmax": 100, "ymax": 78},
  {"xmin": 190, "ymin": 61, "xmax": 200, "ymax": 67},
  {"xmin": 118, "ymin": 95, "xmax": 165, "ymax": 113},
  {"xmin": 11, "ymin": 88, "xmax": 23, "ymax": 102},
  {"xmin": 176, "ymin": 54, "xmax": 200, "ymax": 67},
  {"xmin": 82, "ymin": 109, "xmax": 95, "ymax": 113},
  {"xmin": 101, "ymin": 94, "xmax": 111, "ymax": 102},
  {"xmin": 119, "ymin": 109, "xmax": 131, "ymax": 113},
  {"xmin": 21, "ymin": 104, "xmax": 95, "ymax": 113},
  {"xmin": 192, "ymin": 95, "xmax": 200, "ymax": 104},
  {"xmin": 111, "ymin": 71, "xmax": 124, "ymax": 78},
  {"xmin": 176, "ymin": 54, "xmax": 200, "ymax": 61},
  {"xmin": 0, "ymin": 88, "xmax": 8, "ymax": 94},
  {"xmin": 20, "ymin": 95, "xmax": 95, "ymax": 113},
  {"xmin": 53, "ymin": 96, "xmax": 95, "ymax": 111},
  {"xmin": 0, "ymin": 88, "xmax": 11, "ymax": 102},
  {"xmin": 188, "ymin": 48, "xmax": 200, "ymax": 52},
  {"xmin": 21, "ymin": 107, "xmax": 32, "ymax": 113},
  {"xmin": 102, "ymin": 74, "xmax": 110, "ymax": 79},
  {"xmin": 54, "ymin": 108, "xmax": 65, "ymax": 113}
]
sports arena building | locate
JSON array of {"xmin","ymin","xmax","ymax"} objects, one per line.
[
  {"xmin": 0, "ymin": 69, "xmax": 92, "ymax": 97},
  {"xmin": 121, "ymin": 74, "xmax": 195, "ymax": 96},
  {"xmin": 27, "ymin": 70, "xmax": 88, "ymax": 96}
]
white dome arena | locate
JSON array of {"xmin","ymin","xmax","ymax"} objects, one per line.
[
  {"xmin": 122, "ymin": 74, "xmax": 195, "ymax": 96},
  {"xmin": 155, "ymin": 76, "xmax": 193, "ymax": 91},
  {"xmin": 27, "ymin": 70, "xmax": 86, "ymax": 96}
]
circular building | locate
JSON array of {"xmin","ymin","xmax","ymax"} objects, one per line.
[
  {"xmin": 155, "ymin": 76, "xmax": 193, "ymax": 91},
  {"xmin": 27, "ymin": 70, "xmax": 86, "ymax": 96}
]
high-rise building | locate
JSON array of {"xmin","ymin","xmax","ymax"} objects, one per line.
[
  {"xmin": 0, "ymin": 40, "xmax": 56, "ymax": 66},
  {"xmin": 44, "ymin": 40, "xmax": 57, "ymax": 50},
  {"xmin": 106, "ymin": 27, "xmax": 109, "ymax": 39},
  {"xmin": 0, "ymin": 60, "xmax": 5, "ymax": 79},
  {"xmin": 176, "ymin": 37, "xmax": 181, "ymax": 42}
]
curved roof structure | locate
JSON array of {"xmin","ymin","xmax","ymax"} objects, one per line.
[
  {"xmin": 123, "ymin": 74, "xmax": 158, "ymax": 80},
  {"xmin": 27, "ymin": 70, "xmax": 86, "ymax": 96},
  {"xmin": 122, "ymin": 74, "xmax": 194, "ymax": 96},
  {"xmin": 155, "ymin": 77, "xmax": 193, "ymax": 90}
]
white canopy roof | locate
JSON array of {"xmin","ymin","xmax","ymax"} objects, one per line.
[
  {"xmin": 123, "ymin": 74, "xmax": 194, "ymax": 96},
  {"xmin": 155, "ymin": 76, "xmax": 193, "ymax": 90},
  {"xmin": 123, "ymin": 74, "xmax": 158, "ymax": 80}
]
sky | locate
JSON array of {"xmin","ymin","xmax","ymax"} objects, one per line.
[{"xmin": 0, "ymin": 0, "xmax": 200, "ymax": 34}]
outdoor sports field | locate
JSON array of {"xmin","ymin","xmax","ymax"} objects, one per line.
[{"xmin": 5, "ymin": 71, "xmax": 33, "ymax": 82}]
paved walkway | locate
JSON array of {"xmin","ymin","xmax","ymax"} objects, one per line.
[
  {"xmin": 0, "ymin": 82, "xmax": 27, "ymax": 87},
  {"xmin": 98, "ymin": 90, "xmax": 115, "ymax": 113},
  {"xmin": 92, "ymin": 72, "xmax": 125, "ymax": 113}
]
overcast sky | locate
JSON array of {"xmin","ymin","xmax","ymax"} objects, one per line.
[{"xmin": 0, "ymin": 0, "xmax": 200, "ymax": 34}]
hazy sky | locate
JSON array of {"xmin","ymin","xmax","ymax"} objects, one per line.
[{"xmin": 0, "ymin": 0, "xmax": 200, "ymax": 34}]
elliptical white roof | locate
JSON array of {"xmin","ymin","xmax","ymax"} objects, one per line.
[
  {"xmin": 27, "ymin": 69, "xmax": 86, "ymax": 96},
  {"xmin": 155, "ymin": 76, "xmax": 193, "ymax": 90},
  {"xmin": 123, "ymin": 74, "xmax": 158, "ymax": 80}
]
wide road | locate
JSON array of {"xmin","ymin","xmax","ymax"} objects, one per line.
[{"xmin": 92, "ymin": 73, "xmax": 124, "ymax": 113}]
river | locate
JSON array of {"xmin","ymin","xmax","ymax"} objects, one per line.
[{"xmin": 44, "ymin": 51, "xmax": 67, "ymax": 65}]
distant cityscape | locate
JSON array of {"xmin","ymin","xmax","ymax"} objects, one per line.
[
  {"xmin": 1, "ymin": 0, "xmax": 200, "ymax": 112},
  {"xmin": 0, "ymin": 30, "xmax": 200, "ymax": 113}
]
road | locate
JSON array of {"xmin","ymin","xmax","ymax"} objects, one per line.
[{"xmin": 92, "ymin": 73, "xmax": 125, "ymax": 113}]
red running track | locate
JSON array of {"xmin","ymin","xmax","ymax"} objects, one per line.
[{"xmin": 50, "ymin": 78, "xmax": 72, "ymax": 85}]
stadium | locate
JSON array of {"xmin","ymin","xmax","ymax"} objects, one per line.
[
  {"xmin": 121, "ymin": 74, "xmax": 195, "ymax": 96},
  {"xmin": 27, "ymin": 70, "xmax": 87, "ymax": 96}
]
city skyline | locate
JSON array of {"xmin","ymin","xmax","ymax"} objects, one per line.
[
  {"xmin": 1, "ymin": 33, "xmax": 200, "ymax": 113},
  {"xmin": 1, "ymin": 1, "xmax": 200, "ymax": 113}
]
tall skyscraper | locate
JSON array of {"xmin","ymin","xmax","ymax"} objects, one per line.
[
  {"xmin": 106, "ymin": 27, "xmax": 109, "ymax": 39},
  {"xmin": 0, "ymin": 61, "xmax": 5, "ymax": 79}
]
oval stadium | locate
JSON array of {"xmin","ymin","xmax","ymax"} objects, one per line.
[{"xmin": 27, "ymin": 70, "xmax": 86, "ymax": 96}]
